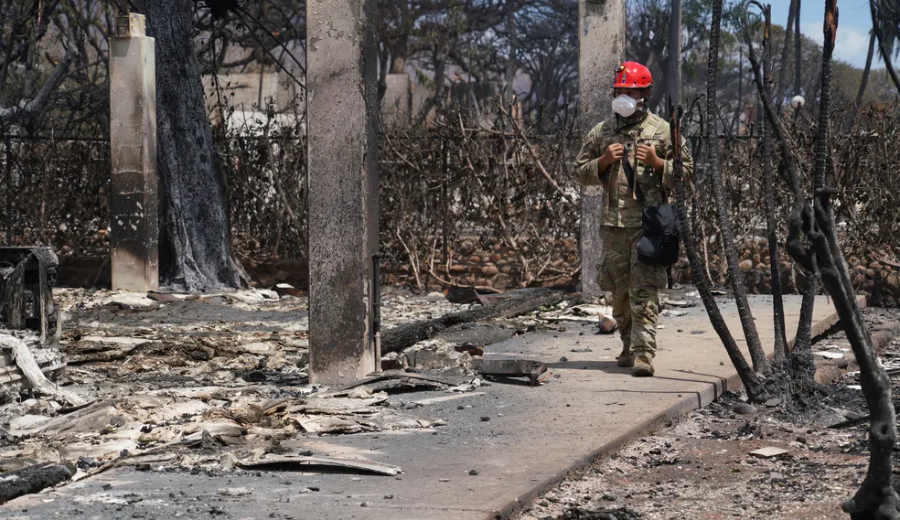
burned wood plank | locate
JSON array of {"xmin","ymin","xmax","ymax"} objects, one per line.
[
  {"xmin": 0, "ymin": 332, "xmax": 66, "ymax": 396},
  {"xmin": 237, "ymin": 454, "xmax": 402, "ymax": 476},
  {"xmin": 316, "ymin": 371, "xmax": 461, "ymax": 397},
  {"xmin": 381, "ymin": 290, "xmax": 563, "ymax": 355},
  {"xmin": 0, "ymin": 462, "xmax": 76, "ymax": 504}
]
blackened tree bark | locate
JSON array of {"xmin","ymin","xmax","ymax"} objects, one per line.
[
  {"xmin": 144, "ymin": 0, "xmax": 249, "ymax": 291},
  {"xmin": 667, "ymin": 0, "xmax": 683, "ymax": 106},
  {"xmin": 792, "ymin": 279, "xmax": 817, "ymax": 377},
  {"xmin": 777, "ymin": 0, "xmax": 797, "ymax": 102},
  {"xmin": 855, "ymin": 31, "xmax": 877, "ymax": 107},
  {"xmin": 751, "ymin": 2, "xmax": 788, "ymax": 364},
  {"xmin": 871, "ymin": 0, "xmax": 900, "ymax": 97},
  {"xmin": 669, "ymin": 98, "xmax": 768, "ymax": 402},
  {"xmin": 706, "ymin": 0, "xmax": 769, "ymax": 374},
  {"xmin": 752, "ymin": 2, "xmax": 900, "ymax": 516},
  {"xmin": 794, "ymin": 0, "xmax": 802, "ymax": 96}
]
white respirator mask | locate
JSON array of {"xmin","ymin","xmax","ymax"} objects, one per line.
[{"xmin": 612, "ymin": 95, "xmax": 642, "ymax": 118}]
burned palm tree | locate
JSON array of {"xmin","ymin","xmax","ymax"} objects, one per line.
[
  {"xmin": 705, "ymin": 0, "xmax": 769, "ymax": 375},
  {"xmin": 669, "ymin": 96, "xmax": 768, "ymax": 402},
  {"xmin": 747, "ymin": 1, "xmax": 788, "ymax": 365},
  {"xmin": 749, "ymin": 1, "xmax": 900, "ymax": 517}
]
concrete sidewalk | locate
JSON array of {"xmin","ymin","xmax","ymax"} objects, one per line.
[{"xmin": 1, "ymin": 295, "xmax": 839, "ymax": 520}]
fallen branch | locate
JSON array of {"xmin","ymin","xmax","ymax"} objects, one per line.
[{"xmin": 381, "ymin": 290, "xmax": 563, "ymax": 355}]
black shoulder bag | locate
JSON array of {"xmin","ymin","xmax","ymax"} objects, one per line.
[{"xmin": 622, "ymin": 148, "xmax": 680, "ymax": 266}]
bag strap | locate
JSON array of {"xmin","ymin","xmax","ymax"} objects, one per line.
[
  {"xmin": 638, "ymin": 118, "xmax": 672, "ymax": 203},
  {"xmin": 621, "ymin": 147, "xmax": 646, "ymax": 205}
]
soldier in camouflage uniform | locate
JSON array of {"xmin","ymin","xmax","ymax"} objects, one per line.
[{"xmin": 575, "ymin": 61, "xmax": 693, "ymax": 377}]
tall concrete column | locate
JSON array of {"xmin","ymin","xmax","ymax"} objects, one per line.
[
  {"xmin": 578, "ymin": 0, "xmax": 625, "ymax": 302},
  {"xmin": 307, "ymin": 0, "xmax": 379, "ymax": 385},
  {"xmin": 109, "ymin": 14, "xmax": 158, "ymax": 292}
]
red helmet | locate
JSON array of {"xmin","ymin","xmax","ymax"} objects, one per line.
[{"xmin": 614, "ymin": 61, "xmax": 652, "ymax": 88}]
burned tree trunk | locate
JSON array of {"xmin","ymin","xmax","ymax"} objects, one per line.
[
  {"xmin": 0, "ymin": 462, "xmax": 76, "ymax": 504},
  {"xmin": 144, "ymin": 0, "xmax": 249, "ymax": 292},
  {"xmin": 751, "ymin": 2, "xmax": 900, "ymax": 517},
  {"xmin": 777, "ymin": 0, "xmax": 797, "ymax": 102},
  {"xmin": 667, "ymin": 0, "xmax": 683, "ymax": 106},
  {"xmin": 794, "ymin": 0, "xmax": 802, "ymax": 96},
  {"xmin": 870, "ymin": 0, "xmax": 900, "ymax": 97},
  {"xmin": 669, "ymin": 99, "xmax": 767, "ymax": 402},
  {"xmin": 792, "ymin": 279, "xmax": 817, "ymax": 378},
  {"xmin": 855, "ymin": 31, "xmax": 876, "ymax": 107},
  {"xmin": 706, "ymin": 0, "xmax": 769, "ymax": 374},
  {"xmin": 382, "ymin": 290, "xmax": 563, "ymax": 355},
  {"xmin": 755, "ymin": 3, "xmax": 788, "ymax": 364}
]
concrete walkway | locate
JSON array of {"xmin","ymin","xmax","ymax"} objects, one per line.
[{"xmin": 1, "ymin": 295, "xmax": 838, "ymax": 520}]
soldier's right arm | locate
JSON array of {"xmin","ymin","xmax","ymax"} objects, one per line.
[{"xmin": 575, "ymin": 122, "xmax": 611, "ymax": 186}]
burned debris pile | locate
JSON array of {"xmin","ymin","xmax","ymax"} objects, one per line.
[
  {"xmin": 0, "ymin": 247, "xmax": 66, "ymax": 397},
  {"xmin": 0, "ymin": 284, "xmax": 584, "ymax": 503}
]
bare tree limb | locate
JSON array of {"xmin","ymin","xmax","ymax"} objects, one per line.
[{"xmin": 0, "ymin": 48, "xmax": 76, "ymax": 124}]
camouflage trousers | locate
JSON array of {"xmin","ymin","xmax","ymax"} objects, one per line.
[{"xmin": 598, "ymin": 227, "xmax": 667, "ymax": 357}]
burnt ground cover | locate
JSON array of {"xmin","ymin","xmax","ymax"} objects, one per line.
[{"xmin": 517, "ymin": 308, "xmax": 900, "ymax": 520}]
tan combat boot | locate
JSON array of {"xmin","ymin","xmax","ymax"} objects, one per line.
[
  {"xmin": 616, "ymin": 346, "xmax": 633, "ymax": 367},
  {"xmin": 632, "ymin": 352, "xmax": 655, "ymax": 377}
]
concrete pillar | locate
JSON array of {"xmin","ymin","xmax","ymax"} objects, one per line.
[
  {"xmin": 307, "ymin": 0, "xmax": 379, "ymax": 385},
  {"xmin": 109, "ymin": 14, "xmax": 158, "ymax": 292},
  {"xmin": 578, "ymin": 0, "xmax": 626, "ymax": 302}
]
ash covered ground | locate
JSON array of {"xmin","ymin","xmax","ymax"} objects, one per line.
[{"xmin": 517, "ymin": 308, "xmax": 900, "ymax": 520}]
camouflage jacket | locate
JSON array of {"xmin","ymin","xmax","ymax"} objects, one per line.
[{"xmin": 575, "ymin": 112, "xmax": 694, "ymax": 228}]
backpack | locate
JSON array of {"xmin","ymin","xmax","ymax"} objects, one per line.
[
  {"xmin": 636, "ymin": 203, "xmax": 680, "ymax": 266},
  {"xmin": 621, "ymin": 135, "xmax": 680, "ymax": 266}
]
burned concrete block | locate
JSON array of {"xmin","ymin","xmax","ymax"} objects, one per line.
[{"xmin": 0, "ymin": 247, "xmax": 60, "ymax": 345}]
